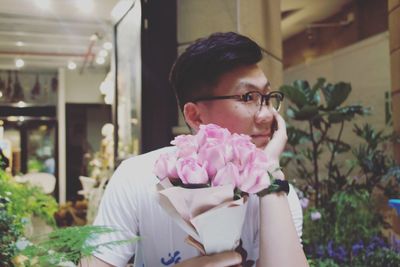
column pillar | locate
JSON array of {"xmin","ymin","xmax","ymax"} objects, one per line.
[{"xmin": 389, "ymin": 0, "xmax": 400, "ymax": 163}]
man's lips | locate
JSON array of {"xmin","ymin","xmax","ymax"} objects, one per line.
[
  {"xmin": 251, "ymin": 132, "xmax": 271, "ymax": 139},
  {"xmin": 251, "ymin": 134, "xmax": 271, "ymax": 144}
]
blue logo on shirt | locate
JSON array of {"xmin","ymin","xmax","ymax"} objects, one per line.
[{"xmin": 161, "ymin": 250, "xmax": 181, "ymax": 265}]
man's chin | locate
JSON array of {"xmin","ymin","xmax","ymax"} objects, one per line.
[{"xmin": 252, "ymin": 138, "xmax": 269, "ymax": 149}]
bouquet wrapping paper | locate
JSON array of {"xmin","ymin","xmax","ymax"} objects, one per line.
[
  {"xmin": 157, "ymin": 179, "xmax": 248, "ymax": 254},
  {"xmin": 155, "ymin": 124, "xmax": 273, "ymax": 255}
]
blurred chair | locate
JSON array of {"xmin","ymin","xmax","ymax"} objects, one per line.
[{"xmin": 23, "ymin": 172, "xmax": 56, "ymax": 194}]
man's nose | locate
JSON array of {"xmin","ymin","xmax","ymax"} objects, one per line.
[{"xmin": 254, "ymin": 104, "xmax": 274, "ymax": 123}]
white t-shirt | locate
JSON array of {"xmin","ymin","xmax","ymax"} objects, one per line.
[{"xmin": 93, "ymin": 147, "xmax": 303, "ymax": 267}]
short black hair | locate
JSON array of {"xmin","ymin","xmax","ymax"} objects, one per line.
[{"xmin": 170, "ymin": 32, "xmax": 263, "ymax": 112}]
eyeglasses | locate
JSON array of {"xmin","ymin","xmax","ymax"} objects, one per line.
[{"xmin": 192, "ymin": 91, "xmax": 284, "ymax": 112}]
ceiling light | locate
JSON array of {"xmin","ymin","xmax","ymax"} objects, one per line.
[
  {"xmin": 68, "ymin": 61, "xmax": 77, "ymax": 70},
  {"xmin": 35, "ymin": 0, "xmax": 51, "ymax": 10},
  {"xmin": 77, "ymin": 0, "xmax": 94, "ymax": 14},
  {"xmin": 103, "ymin": 42, "xmax": 113, "ymax": 50},
  {"xmin": 96, "ymin": 57, "xmax": 105, "ymax": 65},
  {"xmin": 16, "ymin": 41, "xmax": 24, "ymax": 47},
  {"xmin": 99, "ymin": 49, "xmax": 108, "ymax": 58},
  {"xmin": 17, "ymin": 101, "xmax": 27, "ymax": 108},
  {"xmin": 15, "ymin": 58, "xmax": 24, "ymax": 68}
]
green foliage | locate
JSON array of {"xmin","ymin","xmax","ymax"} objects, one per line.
[
  {"xmin": 330, "ymin": 190, "xmax": 380, "ymax": 248},
  {"xmin": 280, "ymin": 78, "xmax": 398, "ymax": 207},
  {"xmin": 303, "ymin": 190, "xmax": 380, "ymax": 254},
  {"xmin": 20, "ymin": 225, "xmax": 139, "ymax": 266},
  {"xmin": 308, "ymin": 258, "xmax": 340, "ymax": 267},
  {"xmin": 0, "ymin": 209, "xmax": 21, "ymax": 267},
  {"xmin": 280, "ymin": 78, "xmax": 400, "ymax": 265},
  {"xmin": 0, "ymin": 169, "xmax": 58, "ymax": 230},
  {"xmin": 351, "ymin": 124, "xmax": 400, "ymax": 198},
  {"xmin": 352, "ymin": 248, "xmax": 400, "ymax": 267}
]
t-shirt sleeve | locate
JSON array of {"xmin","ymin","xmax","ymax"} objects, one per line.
[
  {"xmin": 91, "ymin": 160, "xmax": 139, "ymax": 267},
  {"xmin": 287, "ymin": 184, "xmax": 303, "ymax": 242}
]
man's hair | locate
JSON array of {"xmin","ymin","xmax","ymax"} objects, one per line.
[{"xmin": 170, "ymin": 32, "xmax": 263, "ymax": 112}]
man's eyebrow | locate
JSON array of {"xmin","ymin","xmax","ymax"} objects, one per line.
[{"xmin": 235, "ymin": 81, "xmax": 271, "ymax": 91}]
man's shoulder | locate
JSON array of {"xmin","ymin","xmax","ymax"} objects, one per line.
[
  {"xmin": 119, "ymin": 146, "xmax": 175, "ymax": 169},
  {"xmin": 109, "ymin": 146, "xmax": 175, "ymax": 186}
]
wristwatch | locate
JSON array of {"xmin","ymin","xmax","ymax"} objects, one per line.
[{"xmin": 256, "ymin": 179, "xmax": 289, "ymax": 197}]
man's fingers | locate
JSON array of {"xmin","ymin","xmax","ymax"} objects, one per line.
[{"xmin": 273, "ymin": 109, "xmax": 286, "ymax": 134}]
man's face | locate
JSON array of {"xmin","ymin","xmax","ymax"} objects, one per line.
[{"xmin": 195, "ymin": 64, "xmax": 275, "ymax": 149}]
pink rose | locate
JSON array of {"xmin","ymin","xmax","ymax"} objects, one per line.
[
  {"xmin": 198, "ymin": 143, "xmax": 231, "ymax": 178},
  {"xmin": 176, "ymin": 157, "xmax": 209, "ymax": 184},
  {"xmin": 171, "ymin": 134, "xmax": 198, "ymax": 157},
  {"xmin": 237, "ymin": 162, "xmax": 270, "ymax": 194},
  {"xmin": 211, "ymin": 162, "xmax": 239, "ymax": 187},
  {"xmin": 154, "ymin": 152, "xmax": 179, "ymax": 180},
  {"xmin": 231, "ymin": 133, "xmax": 258, "ymax": 172},
  {"xmin": 196, "ymin": 124, "xmax": 231, "ymax": 147}
]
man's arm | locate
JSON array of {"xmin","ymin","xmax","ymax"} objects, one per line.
[
  {"xmin": 79, "ymin": 256, "xmax": 114, "ymax": 267},
  {"xmin": 175, "ymin": 251, "xmax": 242, "ymax": 267},
  {"xmin": 257, "ymin": 110, "xmax": 308, "ymax": 267}
]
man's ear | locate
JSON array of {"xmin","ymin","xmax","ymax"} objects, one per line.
[{"xmin": 183, "ymin": 102, "xmax": 204, "ymax": 131}]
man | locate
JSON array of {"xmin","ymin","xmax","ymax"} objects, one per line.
[{"xmin": 82, "ymin": 32, "xmax": 308, "ymax": 267}]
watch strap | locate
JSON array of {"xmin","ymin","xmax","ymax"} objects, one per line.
[{"xmin": 257, "ymin": 179, "xmax": 289, "ymax": 197}]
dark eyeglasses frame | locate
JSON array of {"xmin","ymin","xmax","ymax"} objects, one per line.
[{"xmin": 192, "ymin": 91, "xmax": 284, "ymax": 111}]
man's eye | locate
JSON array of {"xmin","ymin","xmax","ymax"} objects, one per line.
[{"xmin": 243, "ymin": 92, "xmax": 257, "ymax": 102}]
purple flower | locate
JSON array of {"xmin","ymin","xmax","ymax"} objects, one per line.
[
  {"xmin": 310, "ymin": 211, "xmax": 322, "ymax": 221},
  {"xmin": 300, "ymin": 197, "xmax": 309, "ymax": 209},
  {"xmin": 351, "ymin": 240, "xmax": 364, "ymax": 256}
]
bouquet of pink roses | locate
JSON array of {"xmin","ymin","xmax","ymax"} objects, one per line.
[{"xmin": 154, "ymin": 124, "xmax": 273, "ymax": 255}]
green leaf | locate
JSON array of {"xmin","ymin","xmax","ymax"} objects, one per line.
[
  {"xmin": 312, "ymin": 77, "xmax": 326, "ymax": 92},
  {"xmin": 328, "ymin": 105, "xmax": 367, "ymax": 123},
  {"xmin": 294, "ymin": 105, "xmax": 319, "ymax": 120},
  {"xmin": 287, "ymin": 126, "xmax": 310, "ymax": 144},
  {"xmin": 383, "ymin": 166, "xmax": 400, "ymax": 182},
  {"xmin": 321, "ymin": 82, "xmax": 352, "ymax": 110},
  {"xmin": 21, "ymin": 225, "xmax": 139, "ymax": 265},
  {"xmin": 280, "ymin": 84, "xmax": 308, "ymax": 109}
]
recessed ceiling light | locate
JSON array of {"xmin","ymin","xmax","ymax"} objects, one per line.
[
  {"xmin": 35, "ymin": 0, "xmax": 51, "ymax": 10},
  {"xmin": 96, "ymin": 57, "xmax": 105, "ymax": 65},
  {"xmin": 68, "ymin": 61, "xmax": 77, "ymax": 70},
  {"xmin": 17, "ymin": 101, "xmax": 27, "ymax": 108},
  {"xmin": 15, "ymin": 58, "xmax": 24, "ymax": 68},
  {"xmin": 103, "ymin": 42, "xmax": 113, "ymax": 50},
  {"xmin": 16, "ymin": 41, "xmax": 24, "ymax": 47}
]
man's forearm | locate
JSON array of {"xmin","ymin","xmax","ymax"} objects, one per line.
[
  {"xmin": 79, "ymin": 256, "xmax": 114, "ymax": 267},
  {"xmin": 258, "ymin": 192, "xmax": 309, "ymax": 267}
]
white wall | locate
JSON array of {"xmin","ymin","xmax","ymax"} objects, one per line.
[
  {"xmin": 284, "ymin": 32, "xmax": 392, "ymax": 132},
  {"xmin": 283, "ymin": 32, "xmax": 393, "ymax": 180},
  {"xmin": 65, "ymin": 69, "xmax": 107, "ymax": 103}
]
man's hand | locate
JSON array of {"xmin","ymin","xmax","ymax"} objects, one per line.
[
  {"xmin": 175, "ymin": 251, "xmax": 242, "ymax": 267},
  {"xmin": 264, "ymin": 109, "xmax": 287, "ymax": 161},
  {"xmin": 263, "ymin": 109, "xmax": 287, "ymax": 180}
]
